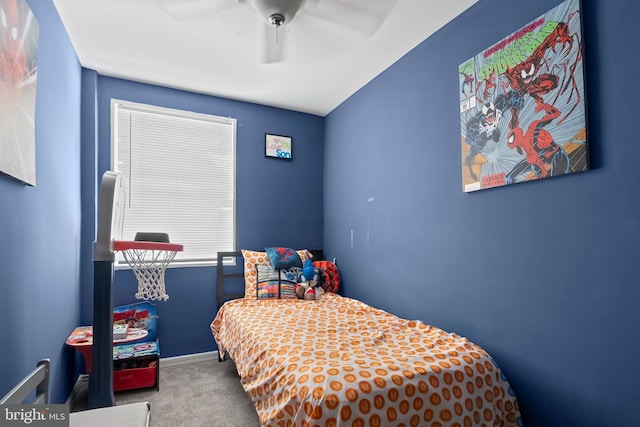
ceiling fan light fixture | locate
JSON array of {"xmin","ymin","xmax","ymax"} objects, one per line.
[
  {"xmin": 248, "ymin": 0, "xmax": 303, "ymax": 26},
  {"xmin": 269, "ymin": 13, "xmax": 285, "ymax": 27}
]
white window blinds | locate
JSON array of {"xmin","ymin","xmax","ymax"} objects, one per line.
[{"xmin": 111, "ymin": 99, "xmax": 236, "ymax": 267}]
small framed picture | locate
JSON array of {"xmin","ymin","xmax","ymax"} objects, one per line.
[{"xmin": 265, "ymin": 134, "xmax": 292, "ymax": 159}]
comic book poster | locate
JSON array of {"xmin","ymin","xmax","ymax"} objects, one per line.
[{"xmin": 459, "ymin": 0, "xmax": 588, "ymax": 192}]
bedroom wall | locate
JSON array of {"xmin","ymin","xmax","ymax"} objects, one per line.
[
  {"xmin": 0, "ymin": 0, "xmax": 82, "ymax": 404},
  {"xmin": 81, "ymin": 76, "xmax": 325, "ymax": 358},
  {"xmin": 323, "ymin": 0, "xmax": 639, "ymax": 426}
]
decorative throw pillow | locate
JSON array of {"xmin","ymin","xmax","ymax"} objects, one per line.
[
  {"xmin": 279, "ymin": 267, "xmax": 300, "ymax": 299},
  {"xmin": 266, "ymin": 247, "xmax": 303, "ymax": 270},
  {"xmin": 313, "ymin": 260, "xmax": 340, "ymax": 294},
  {"xmin": 256, "ymin": 265, "xmax": 280, "ymax": 299},
  {"xmin": 256, "ymin": 265, "xmax": 300, "ymax": 299},
  {"xmin": 242, "ymin": 249, "xmax": 312, "ymax": 298}
]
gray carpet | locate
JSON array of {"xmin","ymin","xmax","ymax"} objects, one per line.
[{"xmin": 115, "ymin": 358, "xmax": 260, "ymax": 427}]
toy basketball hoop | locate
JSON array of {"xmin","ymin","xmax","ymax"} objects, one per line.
[
  {"xmin": 89, "ymin": 171, "xmax": 184, "ymax": 409},
  {"xmin": 113, "ymin": 235, "xmax": 183, "ymax": 301}
]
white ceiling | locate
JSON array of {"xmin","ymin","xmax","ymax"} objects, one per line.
[{"xmin": 52, "ymin": 0, "xmax": 477, "ymax": 117}]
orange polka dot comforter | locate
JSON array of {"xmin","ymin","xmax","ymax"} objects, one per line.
[{"xmin": 211, "ymin": 293, "xmax": 521, "ymax": 427}]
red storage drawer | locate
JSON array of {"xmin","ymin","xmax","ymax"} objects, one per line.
[{"xmin": 113, "ymin": 366, "xmax": 157, "ymax": 392}]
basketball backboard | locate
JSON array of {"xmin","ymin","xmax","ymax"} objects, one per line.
[{"xmin": 93, "ymin": 171, "xmax": 126, "ymax": 261}]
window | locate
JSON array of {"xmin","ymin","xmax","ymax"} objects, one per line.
[{"xmin": 111, "ymin": 99, "xmax": 236, "ymax": 268}]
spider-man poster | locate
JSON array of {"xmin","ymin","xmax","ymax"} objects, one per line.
[{"xmin": 459, "ymin": 0, "xmax": 588, "ymax": 192}]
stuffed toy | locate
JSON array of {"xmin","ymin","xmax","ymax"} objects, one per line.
[{"xmin": 295, "ymin": 259, "xmax": 324, "ymax": 300}]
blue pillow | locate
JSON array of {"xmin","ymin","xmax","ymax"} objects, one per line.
[{"xmin": 265, "ymin": 247, "xmax": 303, "ymax": 270}]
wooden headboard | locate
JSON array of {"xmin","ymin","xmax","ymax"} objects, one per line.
[{"xmin": 216, "ymin": 250, "xmax": 324, "ymax": 309}]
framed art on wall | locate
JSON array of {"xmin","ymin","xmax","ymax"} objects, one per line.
[
  {"xmin": 265, "ymin": 134, "xmax": 292, "ymax": 159},
  {"xmin": 0, "ymin": 0, "xmax": 39, "ymax": 186},
  {"xmin": 458, "ymin": 0, "xmax": 588, "ymax": 192}
]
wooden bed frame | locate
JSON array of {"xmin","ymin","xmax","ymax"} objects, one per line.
[
  {"xmin": 1, "ymin": 359, "xmax": 150, "ymax": 426},
  {"xmin": 0, "ymin": 359, "xmax": 50, "ymax": 405}
]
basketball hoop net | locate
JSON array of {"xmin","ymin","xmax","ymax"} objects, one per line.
[{"xmin": 113, "ymin": 240, "xmax": 184, "ymax": 301}]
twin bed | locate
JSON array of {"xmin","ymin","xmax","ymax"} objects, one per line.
[{"xmin": 210, "ymin": 249, "xmax": 521, "ymax": 427}]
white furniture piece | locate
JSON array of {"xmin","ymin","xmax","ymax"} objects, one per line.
[
  {"xmin": 69, "ymin": 402, "xmax": 150, "ymax": 427},
  {"xmin": 0, "ymin": 359, "xmax": 150, "ymax": 427}
]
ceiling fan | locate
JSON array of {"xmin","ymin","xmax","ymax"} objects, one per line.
[{"xmin": 158, "ymin": 0, "xmax": 397, "ymax": 63}]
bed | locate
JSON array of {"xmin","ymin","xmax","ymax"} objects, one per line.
[{"xmin": 211, "ymin": 249, "xmax": 521, "ymax": 427}]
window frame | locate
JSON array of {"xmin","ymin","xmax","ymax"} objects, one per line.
[{"xmin": 110, "ymin": 99, "xmax": 237, "ymax": 269}]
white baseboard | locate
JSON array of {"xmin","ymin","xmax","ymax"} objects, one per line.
[{"xmin": 160, "ymin": 351, "xmax": 218, "ymax": 368}]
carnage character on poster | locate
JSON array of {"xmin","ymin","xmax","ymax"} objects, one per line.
[{"xmin": 459, "ymin": 0, "xmax": 588, "ymax": 192}]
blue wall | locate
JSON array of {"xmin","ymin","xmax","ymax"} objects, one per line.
[
  {"xmin": 324, "ymin": 0, "xmax": 640, "ymax": 425},
  {"xmin": 3, "ymin": 0, "xmax": 639, "ymax": 424},
  {"xmin": 1, "ymin": 0, "xmax": 325, "ymax": 403},
  {"xmin": 0, "ymin": 0, "xmax": 82, "ymax": 404},
  {"xmin": 84, "ymin": 76, "xmax": 325, "ymax": 357}
]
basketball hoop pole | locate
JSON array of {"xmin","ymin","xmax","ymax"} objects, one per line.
[
  {"xmin": 89, "ymin": 259, "xmax": 115, "ymax": 409},
  {"xmin": 88, "ymin": 171, "xmax": 125, "ymax": 409},
  {"xmin": 88, "ymin": 172, "xmax": 183, "ymax": 409}
]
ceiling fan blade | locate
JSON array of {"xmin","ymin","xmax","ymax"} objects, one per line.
[
  {"xmin": 302, "ymin": 0, "xmax": 397, "ymax": 36},
  {"xmin": 158, "ymin": 0, "xmax": 242, "ymax": 20},
  {"xmin": 259, "ymin": 21, "xmax": 287, "ymax": 63}
]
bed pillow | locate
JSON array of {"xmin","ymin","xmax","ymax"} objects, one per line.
[
  {"xmin": 265, "ymin": 247, "xmax": 303, "ymax": 270},
  {"xmin": 256, "ymin": 265, "xmax": 300, "ymax": 299},
  {"xmin": 242, "ymin": 249, "xmax": 312, "ymax": 298},
  {"xmin": 313, "ymin": 260, "xmax": 341, "ymax": 294}
]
